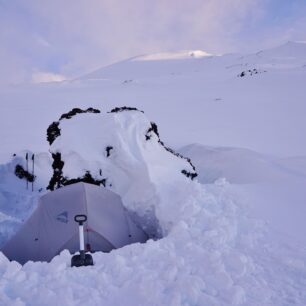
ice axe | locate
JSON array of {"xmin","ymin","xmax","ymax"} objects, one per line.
[{"xmin": 71, "ymin": 214, "xmax": 94, "ymax": 267}]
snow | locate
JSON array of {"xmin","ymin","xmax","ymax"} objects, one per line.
[
  {"xmin": 48, "ymin": 109, "xmax": 196, "ymax": 236},
  {"xmin": 0, "ymin": 41, "xmax": 305, "ymax": 305},
  {"xmin": 0, "ymin": 180, "xmax": 305, "ymax": 305},
  {"xmin": 1, "ymin": 42, "xmax": 306, "ymax": 160},
  {"xmin": 31, "ymin": 72, "xmax": 67, "ymax": 84},
  {"xmin": 179, "ymin": 143, "xmax": 306, "ymax": 184},
  {"xmin": 132, "ymin": 50, "xmax": 212, "ymax": 61}
]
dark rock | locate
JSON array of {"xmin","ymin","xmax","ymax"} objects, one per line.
[
  {"xmin": 62, "ymin": 171, "xmax": 106, "ymax": 187},
  {"xmin": 47, "ymin": 121, "xmax": 61, "ymax": 145},
  {"xmin": 59, "ymin": 107, "xmax": 101, "ymax": 120},
  {"xmin": 47, "ymin": 153, "xmax": 65, "ymax": 190},
  {"xmin": 109, "ymin": 107, "xmax": 144, "ymax": 113},
  {"xmin": 181, "ymin": 170, "xmax": 198, "ymax": 180},
  {"xmin": 15, "ymin": 164, "xmax": 35, "ymax": 182},
  {"xmin": 145, "ymin": 122, "xmax": 160, "ymax": 140},
  {"xmin": 238, "ymin": 68, "xmax": 266, "ymax": 78},
  {"xmin": 47, "ymin": 153, "xmax": 107, "ymax": 190},
  {"xmin": 47, "ymin": 108, "xmax": 101, "ymax": 145},
  {"xmin": 106, "ymin": 146, "xmax": 113, "ymax": 157},
  {"xmin": 145, "ymin": 122, "xmax": 197, "ymax": 180}
]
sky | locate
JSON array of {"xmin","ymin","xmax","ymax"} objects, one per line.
[{"xmin": 0, "ymin": 0, "xmax": 306, "ymax": 84}]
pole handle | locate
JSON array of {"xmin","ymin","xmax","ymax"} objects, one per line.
[{"xmin": 74, "ymin": 214, "xmax": 87, "ymax": 225}]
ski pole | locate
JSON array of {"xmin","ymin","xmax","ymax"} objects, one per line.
[
  {"xmin": 31, "ymin": 154, "xmax": 35, "ymax": 192},
  {"xmin": 26, "ymin": 153, "xmax": 28, "ymax": 190}
]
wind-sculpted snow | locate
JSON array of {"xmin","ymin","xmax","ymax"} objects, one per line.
[
  {"xmin": 47, "ymin": 108, "xmax": 197, "ymax": 236},
  {"xmin": 47, "ymin": 107, "xmax": 101, "ymax": 145},
  {"xmin": 179, "ymin": 144, "xmax": 306, "ymax": 184}
]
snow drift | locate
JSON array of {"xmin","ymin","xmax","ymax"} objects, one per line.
[
  {"xmin": 179, "ymin": 143, "xmax": 306, "ymax": 184},
  {"xmin": 1, "ymin": 179, "xmax": 304, "ymax": 306},
  {"xmin": 46, "ymin": 107, "xmax": 197, "ymax": 237}
]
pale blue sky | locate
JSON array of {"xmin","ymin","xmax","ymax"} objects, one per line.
[{"xmin": 0, "ymin": 0, "xmax": 305, "ymax": 84}]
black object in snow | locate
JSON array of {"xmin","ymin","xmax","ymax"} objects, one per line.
[{"xmin": 31, "ymin": 154, "xmax": 35, "ymax": 192}]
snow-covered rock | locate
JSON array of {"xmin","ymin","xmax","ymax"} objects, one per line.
[
  {"xmin": 0, "ymin": 107, "xmax": 197, "ymax": 240},
  {"xmin": 47, "ymin": 107, "xmax": 197, "ymax": 236}
]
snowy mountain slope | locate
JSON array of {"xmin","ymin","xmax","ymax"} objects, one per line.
[
  {"xmin": 0, "ymin": 41, "xmax": 305, "ymax": 163},
  {"xmin": 80, "ymin": 50, "xmax": 214, "ymax": 80},
  {"xmin": 252, "ymin": 41, "xmax": 306, "ymax": 68},
  {"xmin": 80, "ymin": 41, "xmax": 306, "ymax": 80},
  {"xmin": 179, "ymin": 143, "xmax": 306, "ymax": 184}
]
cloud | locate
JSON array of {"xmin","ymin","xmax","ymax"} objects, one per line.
[
  {"xmin": 31, "ymin": 71, "xmax": 67, "ymax": 83},
  {"xmin": 0, "ymin": 0, "xmax": 305, "ymax": 85}
]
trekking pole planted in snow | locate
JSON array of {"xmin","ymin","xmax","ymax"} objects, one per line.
[
  {"xmin": 25, "ymin": 153, "xmax": 29, "ymax": 190},
  {"xmin": 71, "ymin": 214, "xmax": 94, "ymax": 267},
  {"xmin": 31, "ymin": 154, "xmax": 35, "ymax": 192}
]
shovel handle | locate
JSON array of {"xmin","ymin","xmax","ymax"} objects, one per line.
[{"xmin": 74, "ymin": 214, "xmax": 87, "ymax": 225}]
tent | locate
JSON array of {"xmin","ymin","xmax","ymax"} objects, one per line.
[{"xmin": 1, "ymin": 182, "xmax": 148, "ymax": 264}]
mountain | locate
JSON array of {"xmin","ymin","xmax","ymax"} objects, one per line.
[
  {"xmin": 255, "ymin": 41, "xmax": 306, "ymax": 62},
  {"xmin": 1, "ymin": 42, "xmax": 305, "ymax": 163},
  {"xmin": 80, "ymin": 49, "xmax": 213, "ymax": 80},
  {"xmin": 80, "ymin": 41, "xmax": 306, "ymax": 80}
]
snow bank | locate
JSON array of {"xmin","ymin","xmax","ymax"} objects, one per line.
[
  {"xmin": 179, "ymin": 144, "xmax": 306, "ymax": 184},
  {"xmin": 0, "ymin": 183, "xmax": 257, "ymax": 306},
  {"xmin": 1, "ymin": 180, "xmax": 305, "ymax": 306},
  {"xmin": 0, "ymin": 151, "xmax": 53, "ymax": 245}
]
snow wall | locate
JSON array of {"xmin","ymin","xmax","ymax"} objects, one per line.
[{"xmin": 1, "ymin": 107, "xmax": 197, "ymax": 240}]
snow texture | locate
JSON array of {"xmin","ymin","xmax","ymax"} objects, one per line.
[
  {"xmin": 0, "ymin": 181, "xmax": 305, "ymax": 306},
  {"xmin": 0, "ymin": 41, "xmax": 305, "ymax": 305}
]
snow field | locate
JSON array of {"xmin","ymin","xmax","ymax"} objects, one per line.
[
  {"xmin": 0, "ymin": 181, "xmax": 264, "ymax": 306},
  {"xmin": 0, "ymin": 41, "xmax": 305, "ymax": 305},
  {"xmin": 2, "ymin": 174, "xmax": 304, "ymax": 305}
]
